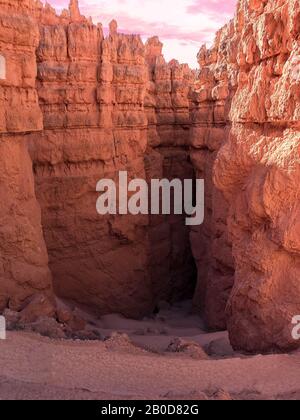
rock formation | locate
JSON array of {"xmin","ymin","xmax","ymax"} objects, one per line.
[
  {"xmin": 0, "ymin": 0, "xmax": 53, "ymax": 313},
  {"xmin": 0, "ymin": 0, "xmax": 299, "ymax": 353},
  {"xmin": 218, "ymin": 0, "xmax": 300, "ymax": 352},
  {"xmin": 28, "ymin": 1, "xmax": 196, "ymax": 318},
  {"xmin": 192, "ymin": 0, "xmax": 300, "ymax": 351}
]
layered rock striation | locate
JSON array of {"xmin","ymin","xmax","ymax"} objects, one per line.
[
  {"xmin": 192, "ymin": 0, "xmax": 300, "ymax": 351},
  {"xmin": 0, "ymin": 0, "xmax": 299, "ymax": 353},
  {"xmin": 27, "ymin": 1, "xmax": 196, "ymax": 317},
  {"xmin": 216, "ymin": 0, "xmax": 300, "ymax": 352},
  {"xmin": 0, "ymin": 0, "xmax": 53, "ymax": 312}
]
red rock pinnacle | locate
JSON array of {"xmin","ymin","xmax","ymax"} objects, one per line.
[{"xmin": 69, "ymin": 0, "xmax": 81, "ymax": 22}]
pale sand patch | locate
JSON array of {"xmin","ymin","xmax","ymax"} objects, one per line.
[
  {"xmin": 0, "ymin": 331, "xmax": 299, "ymax": 400},
  {"xmin": 0, "ymin": 302, "xmax": 299, "ymax": 400}
]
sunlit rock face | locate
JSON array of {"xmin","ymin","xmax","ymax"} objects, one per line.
[
  {"xmin": 0, "ymin": 0, "xmax": 53, "ymax": 312},
  {"xmin": 191, "ymin": 0, "xmax": 300, "ymax": 352}
]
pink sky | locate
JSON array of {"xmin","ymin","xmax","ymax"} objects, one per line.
[{"xmin": 47, "ymin": 0, "xmax": 237, "ymax": 67}]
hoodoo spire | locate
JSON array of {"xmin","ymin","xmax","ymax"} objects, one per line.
[{"xmin": 69, "ymin": 0, "xmax": 81, "ymax": 22}]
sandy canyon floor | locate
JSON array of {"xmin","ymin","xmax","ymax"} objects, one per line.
[{"xmin": 0, "ymin": 302, "xmax": 299, "ymax": 401}]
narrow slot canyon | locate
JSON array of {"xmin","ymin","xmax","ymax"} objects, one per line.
[{"xmin": 0, "ymin": 0, "xmax": 300, "ymax": 400}]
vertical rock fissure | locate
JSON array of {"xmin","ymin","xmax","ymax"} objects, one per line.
[
  {"xmin": 189, "ymin": 36, "xmax": 236, "ymax": 331},
  {"xmin": 145, "ymin": 37, "xmax": 198, "ymax": 307}
]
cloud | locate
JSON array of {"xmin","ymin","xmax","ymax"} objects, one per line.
[
  {"xmin": 89, "ymin": 11, "xmax": 213, "ymax": 43},
  {"xmin": 186, "ymin": 0, "xmax": 237, "ymax": 17},
  {"xmin": 42, "ymin": 0, "xmax": 237, "ymax": 67}
]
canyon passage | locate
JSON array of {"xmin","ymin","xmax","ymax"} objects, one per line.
[{"xmin": 0, "ymin": 0, "xmax": 299, "ymax": 367}]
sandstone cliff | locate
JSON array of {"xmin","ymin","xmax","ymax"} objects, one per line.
[
  {"xmin": 219, "ymin": 0, "xmax": 300, "ymax": 352},
  {"xmin": 28, "ymin": 1, "xmax": 196, "ymax": 317},
  {"xmin": 192, "ymin": 0, "xmax": 300, "ymax": 351},
  {"xmin": 0, "ymin": 0, "xmax": 53, "ymax": 313},
  {"xmin": 0, "ymin": 0, "xmax": 299, "ymax": 353}
]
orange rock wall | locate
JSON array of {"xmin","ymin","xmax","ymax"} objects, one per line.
[
  {"xmin": 1, "ymin": 0, "xmax": 299, "ymax": 353},
  {"xmin": 192, "ymin": 0, "xmax": 300, "ymax": 351},
  {"xmin": 218, "ymin": 0, "xmax": 300, "ymax": 352},
  {"xmin": 0, "ymin": 0, "xmax": 53, "ymax": 311},
  {"xmin": 28, "ymin": 3, "xmax": 196, "ymax": 317}
]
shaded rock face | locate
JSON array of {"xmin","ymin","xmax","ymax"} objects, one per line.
[
  {"xmin": 27, "ymin": 4, "xmax": 196, "ymax": 317},
  {"xmin": 0, "ymin": 0, "xmax": 53, "ymax": 312},
  {"xmin": 192, "ymin": 0, "xmax": 300, "ymax": 352},
  {"xmin": 189, "ymin": 26, "xmax": 236, "ymax": 331},
  {"xmin": 145, "ymin": 37, "xmax": 197, "ymax": 305}
]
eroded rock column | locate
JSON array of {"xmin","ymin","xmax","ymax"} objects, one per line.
[
  {"xmin": 191, "ymin": 0, "xmax": 300, "ymax": 351},
  {"xmin": 29, "ymin": 6, "xmax": 154, "ymax": 318},
  {"xmin": 214, "ymin": 0, "xmax": 300, "ymax": 352},
  {"xmin": 29, "ymin": 3, "xmax": 197, "ymax": 317},
  {"xmin": 0, "ymin": 0, "xmax": 53, "ymax": 311}
]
